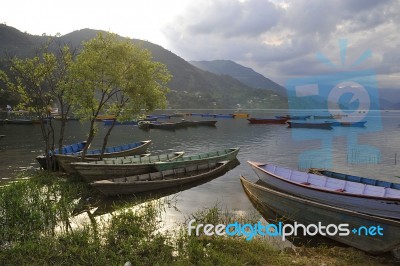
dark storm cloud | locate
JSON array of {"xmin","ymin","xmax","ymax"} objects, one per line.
[{"xmin": 163, "ymin": 0, "xmax": 399, "ymax": 89}]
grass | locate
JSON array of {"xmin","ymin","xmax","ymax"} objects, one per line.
[{"xmin": 0, "ymin": 172, "xmax": 398, "ymax": 265}]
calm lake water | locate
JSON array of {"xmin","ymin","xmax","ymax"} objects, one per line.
[{"xmin": 1, "ymin": 109, "xmax": 400, "ymax": 223}]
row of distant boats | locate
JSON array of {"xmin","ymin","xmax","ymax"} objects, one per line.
[
  {"xmin": 98, "ymin": 113, "xmax": 367, "ymax": 130},
  {"xmin": 0, "ymin": 112, "xmax": 367, "ymax": 130},
  {"xmin": 36, "ymin": 140, "xmax": 240, "ymax": 196},
  {"xmin": 248, "ymin": 114, "xmax": 367, "ymax": 129}
]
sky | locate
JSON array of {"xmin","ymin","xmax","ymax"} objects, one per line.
[{"xmin": 1, "ymin": 0, "xmax": 399, "ymax": 90}]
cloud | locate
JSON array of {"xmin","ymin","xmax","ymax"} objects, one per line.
[{"xmin": 163, "ymin": 0, "xmax": 400, "ymax": 90}]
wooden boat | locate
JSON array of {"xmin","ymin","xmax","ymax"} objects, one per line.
[
  {"xmin": 180, "ymin": 120, "xmax": 217, "ymax": 127},
  {"xmin": 5, "ymin": 118, "xmax": 48, "ymax": 125},
  {"xmin": 138, "ymin": 121, "xmax": 183, "ymax": 130},
  {"xmin": 248, "ymin": 161, "xmax": 400, "ymax": 220},
  {"xmin": 247, "ymin": 118, "xmax": 287, "ymax": 124},
  {"xmin": 170, "ymin": 113, "xmax": 186, "ymax": 117},
  {"xmin": 154, "ymin": 148, "xmax": 239, "ymax": 171},
  {"xmin": 91, "ymin": 160, "xmax": 233, "ymax": 196},
  {"xmin": 36, "ymin": 141, "xmax": 87, "ymax": 170},
  {"xmin": 146, "ymin": 114, "xmax": 171, "ymax": 119},
  {"xmin": 190, "ymin": 113, "xmax": 203, "ymax": 117},
  {"xmin": 313, "ymin": 115, "xmax": 335, "ymax": 119},
  {"xmin": 308, "ymin": 168, "xmax": 400, "ymax": 190},
  {"xmin": 139, "ymin": 120, "xmax": 217, "ymax": 130},
  {"xmin": 233, "ymin": 113, "xmax": 249, "ymax": 118},
  {"xmin": 240, "ymin": 176, "xmax": 400, "ymax": 255},
  {"xmin": 276, "ymin": 115, "xmax": 311, "ymax": 120},
  {"xmin": 201, "ymin": 114, "xmax": 216, "ymax": 118},
  {"xmin": 331, "ymin": 121, "xmax": 367, "ymax": 127},
  {"xmin": 70, "ymin": 152, "xmax": 185, "ymax": 182},
  {"xmin": 95, "ymin": 114, "xmax": 115, "ymax": 121},
  {"xmin": 56, "ymin": 140, "xmax": 152, "ymax": 172},
  {"xmin": 286, "ymin": 121, "xmax": 333, "ymax": 129},
  {"xmin": 103, "ymin": 118, "xmax": 157, "ymax": 126},
  {"xmin": 215, "ymin": 114, "xmax": 234, "ymax": 118}
]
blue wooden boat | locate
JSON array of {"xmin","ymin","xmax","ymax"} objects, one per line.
[
  {"xmin": 36, "ymin": 141, "xmax": 87, "ymax": 170},
  {"xmin": 215, "ymin": 114, "xmax": 234, "ymax": 118},
  {"xmin": 330, "ymin": 121, "xmax": 367, "ymax": 127},
  {"xmin": 309, "ymin": 168, "xmax": 400, "ymax": 190},
  {"xmin": 249, "ymin": 161, "xmax": 400, "ymax": 219},
  {"xmin": 240, "ymin": 176, "xmax": 400, "ymax": 255},
  {"xmin": 55, "ymin": 140, "xmax": 152, "ymax": 172},
  {"xmin": 190, "ymin": 113, "xmax": 203, "ymax": 117},
  {"xmin": 201, "ymin": 114, "xmax": 216, "ymax": 118},
  {"xmin": 286, "ymin": 121, "xmax": 333, "ymax": 129}
]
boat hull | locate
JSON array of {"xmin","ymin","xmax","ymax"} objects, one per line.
[
  {"xmin": 247, "ymin": 118, "xmax": 287, "ymax": 124},
  {"xmin": 233, "ymin": 113, "xmax": 249, "ymax": 118},
  {"xmin": 249, "ymin": 162, "xmax": 400, "ymax": 220},
  {"xmin": 71, "ymin": 152, "xmax": 185, "ymax": 181},
  {"xmin": 91, "ymin": 160, "xmax": 235, "ymax": 196},
  {"xmin": 154, "ymin": 148, "xmax": 239, "ymax": 172},
  {"xmin": 286, "ymin": 121, "xmax": 333, "ymax": 129},
  {"xmin": 331, "ymin": 121, "xmax": 367, "ymax": 127},
  {"xmin": 240, "ymin": 176, "xmax": 400, "ymax": 254}
]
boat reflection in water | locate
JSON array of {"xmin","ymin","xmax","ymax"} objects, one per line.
[{"xmin": 240, "ymin": 176, "xmax": 400, "ymax": 256}]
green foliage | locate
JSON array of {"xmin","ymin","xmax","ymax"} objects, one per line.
[
  {"xmin": 69, "ymin": 32, "xmax": 171, "ymax": 122},
  {"xmin": 0, "ymin": 172, "xmax": 87, "ymax": 245}
]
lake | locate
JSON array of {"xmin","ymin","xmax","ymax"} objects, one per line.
[{"xmin": 1, "ymin": 109, "xmax": 400, "ymax": 222}]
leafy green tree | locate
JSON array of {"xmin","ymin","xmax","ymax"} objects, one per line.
[
  {"xmin": 69, "ymin": 32, "xmax": 171, "ymax": 158},
  {"xmin": 0, "ymin": 42, "xmax": 76, "ymax": 170}
]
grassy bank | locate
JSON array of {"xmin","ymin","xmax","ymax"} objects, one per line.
[{"xmin": 0, "ymin": 172, "xmax": 397, "ymax": 265}]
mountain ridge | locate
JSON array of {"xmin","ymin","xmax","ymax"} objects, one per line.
[
  {"xmin": 190, "ymin": 59, "xmax": 286, "ymax": 97},
  {"xmin": 0, "ymin": 25, "xmax": 287, "ymax": 109}
]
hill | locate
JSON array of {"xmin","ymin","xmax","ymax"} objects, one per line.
[
  {"xmin": 190, "ymin": 60, "xmax": 286, "ymax": 97},
  {"xmin": 0, "ymin": 25, "xmax": 287, "ymax": 109}
]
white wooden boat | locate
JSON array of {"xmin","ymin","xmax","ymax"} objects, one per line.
[
  {"xmin": 240, "ymin": 176, "xmax": 400, "ymax": 255},
  {"xmin": 91, "ymin": 160, "xmax": 232, "ymax": 196},
  {"xmin": 248, "ymin": 161, "xmax": 400, "ymax": 220}
]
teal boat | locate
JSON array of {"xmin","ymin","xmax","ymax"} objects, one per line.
[
  {"xmin": 70, "ymin": 152, "xmax": 185, "ymax": 182},
  {"xmin": 153, "ymin": 148, "xmax": 239, "ymax": 171}
]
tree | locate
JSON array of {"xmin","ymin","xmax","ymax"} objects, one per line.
[
  {"xmin": 0, "ymin": 41, "xmax": 76, "ymax": 170},
  {"xmin": 69, "ymin": 32, "xmax": 171, "ymax": 159}
]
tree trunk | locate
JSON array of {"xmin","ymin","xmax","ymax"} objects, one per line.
[
  {"xmin": 99, "ymin": 119, "xmax": 117, "ymax": 160},
  {"xmin": 81, "ymin": 119, "xmax": 96, "ymax": 161}
]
